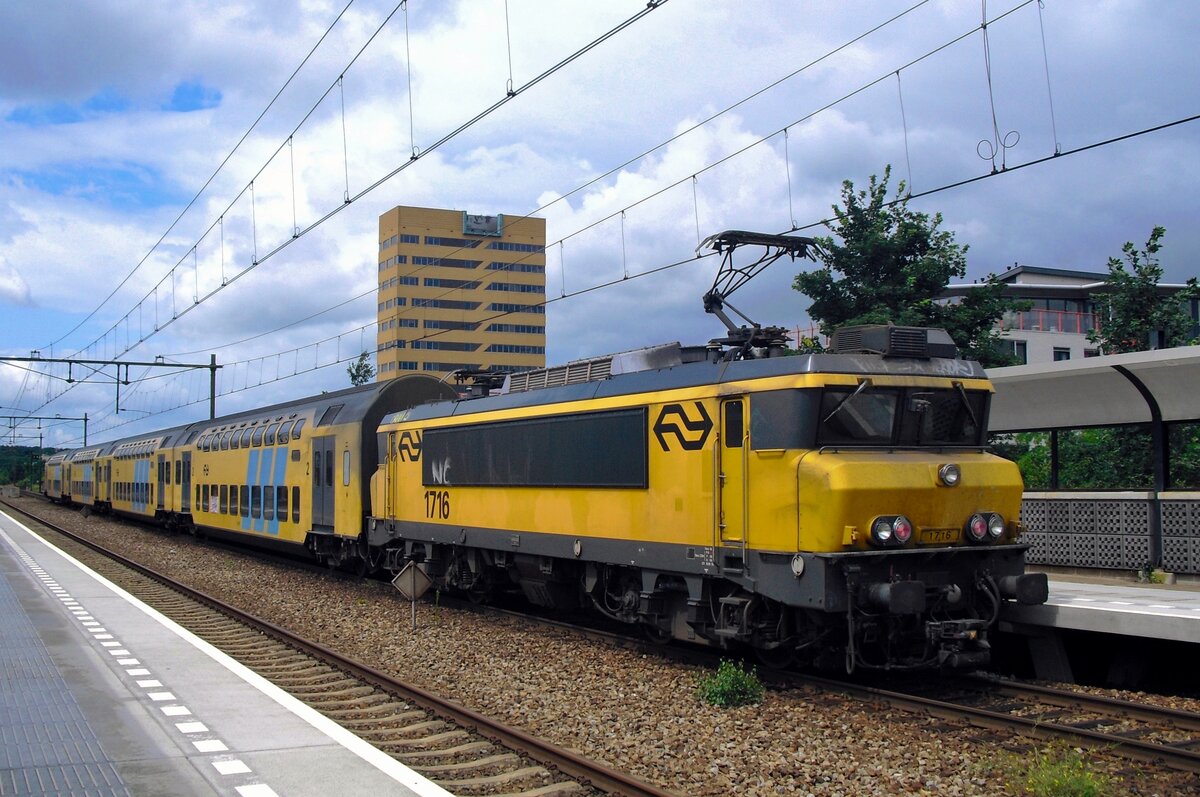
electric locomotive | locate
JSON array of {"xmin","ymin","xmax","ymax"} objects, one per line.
[{"xmin": 368, "ymin": 232, "xmax": 1048, "ymax": 671}]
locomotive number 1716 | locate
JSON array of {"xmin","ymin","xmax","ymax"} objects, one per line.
[{"xmin": 424, "ymin": 489, "xmax": 450, "ymax": 520}]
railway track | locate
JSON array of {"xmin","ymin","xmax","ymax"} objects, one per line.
[
  {"xmin": 11, "ymin": 495, "xmax": 1200, "ymax": 782},
  {"xmin": 1, "ymin": 498, "xmax": 679, "ymax": 797},
  {"xmin": 790, "ymin": 672, "xmax": 1200, "ymax": 775}
]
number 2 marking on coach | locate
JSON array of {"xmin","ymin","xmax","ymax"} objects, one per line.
[{"xmin": 424, "ymin": 490, "xmax": 450, "ymax": 520}]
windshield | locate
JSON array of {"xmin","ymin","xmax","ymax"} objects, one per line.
[{"xmin": 816, "ymin": 384, "xmax": 986, "ymax": 447}]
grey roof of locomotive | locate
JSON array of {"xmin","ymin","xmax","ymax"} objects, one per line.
[{"xmin": 400, "ymin": 350, "xmax": 988, "ymax": 423}]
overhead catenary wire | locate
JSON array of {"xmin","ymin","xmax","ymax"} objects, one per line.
[
  {"xmin": 61, "ymin": 0, "xmax": 673, "ymax": 367},
  {"xmin": 44, "ymin": 0, "xmax": 361, "ymax": 352}
]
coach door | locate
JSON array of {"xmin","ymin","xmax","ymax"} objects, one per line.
[
  {"xmin": 156, "ymin": 454, "xmax": 167, "ymax": 511},
  {"xmin": 312, "ymin": 436, "xmax": 335, "ymax": 530},
  {"xmin": 718, "ymin": 398, "xmax": 748, "ymax": 552},
  {"xmin": 180, "ymin": 452, "xmax": 192, "ymax": 512}
]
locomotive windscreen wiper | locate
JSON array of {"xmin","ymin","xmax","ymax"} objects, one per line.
[
  {"xmin": 951, "ymin": 381, "xmax": 979, "ymax": 430},
  {"xmin": 822, "ymin": 378, "xmax": 872, "ymax": 424}
]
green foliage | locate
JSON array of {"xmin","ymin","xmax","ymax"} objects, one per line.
[
  {"xmin": 1088, "ymin": 226, "xmax": 1200, "ymax": 354},
  {"xmin": 0, "ymin": 446, "xmax": 48, "ymax": 489},
  {"xmin": 1001, "ymin": 743, "xmax": 1111, "ymax": 797},
  {"xmin": 695, "ymin": 659, "xmax": 764, "ymax": 708},
  {"xmin": 793, "ymin": 165, "xmax": 1024, "ymax": 368},
  {"xmin": 347, "ymin": 351, "xmax": 376, "ymax": 386}
]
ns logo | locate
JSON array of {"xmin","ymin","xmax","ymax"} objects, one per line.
[
  {"xmin": 653, "ymin": 402, "xmax": 714, "ymax": 451},
  {"xmin": 396, "ymin": 431, "xmax": 422, "ymax": 462}
]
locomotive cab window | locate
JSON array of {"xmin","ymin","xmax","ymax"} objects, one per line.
[{"xmin": 816, "ymin": 384, "xmax": 988, "ymax": 447}]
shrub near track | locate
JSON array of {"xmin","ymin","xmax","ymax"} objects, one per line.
[{"xmin": 696, "ymin": 659, "xmax": 764, "ymax": 708}]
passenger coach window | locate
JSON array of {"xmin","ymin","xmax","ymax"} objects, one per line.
[
  {"xmin": 343, "ymin": 451, "xmax": 351, "ymax": 486},
  {"xmin": 277, "ymin": 421, "xmax": 293, "ymax": 444},
  {"xmin": 277, "ymin": 486, "xmax": 287, "ymax": 520},
  {"xmin": 219, "ymin": 485, "xmax": 228, "ymax": 514},
  {"xmin": 229, "ymin": 485, "xmax": 238, "ymax": 515},
  {"xmin": 264, "ymin": 488, "xmax": 274, "ymax": 521},
  {"xmin": 251, "ymin": 486, "xmax": 262, "ymax": 519},
  {"xmin": 291, "ymin": 486, "xmax": 300, "ymax": 523},
  {"xmin": 266, "ymin": 423, "xmax": 280, "ymax": 445},
  {"xmin": 252, "ymin": 427, "xmax": 265, "ymax": 446},
  {"xmin": 240, "ymin": 486, "xmax": 250, "ymax": 517},
  {"xmin": 292, "ymin": 419, "xmax": 306, "ymax": 440}
]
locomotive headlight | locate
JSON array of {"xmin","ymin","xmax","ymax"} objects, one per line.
[
  {"xmin": 938, "ymin": 463, "xmax": 961, "ymax": 487},
  {"xmin": 965, "ymin": 513, "xmax": 989, "ymax": 543},
  {"xmin": 987, "ymin": 513, "xmax": 1005, "ymax": 539},
  {"xmin": 870, "ymin": 516, "xmax": 913, "ymax": 546}
]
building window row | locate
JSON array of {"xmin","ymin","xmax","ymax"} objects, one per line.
[
  {"xmin": 380, "ymin": 276, "xmax": 418, "ymax": 290},
  {"xmin": 380, "ymin": 317, "xmax": 419, "ymax": 331},
  {"xmin": 425, "ymin": 319, "xmax": 479, "ymax": 331},
  {"xmin": 381, "ymin": 340, "xmax": 407, "ymax": 350},
  {"xmin": 412, "ymin": 340, "xmax": 480, "ymax": 352},
  {"xmin": 487, "ymin": 241, "xmax": 545, "ymax": 253},
  {"xmin": 424, "ymin": 277, "xmax": 480, "ymax": 289},
  {"xmin": 378, "ymin": 297, "xmax": 409, "ymax": 311},
  {"xmin": 380, "ymin": 233, "xmax": 419, "ymax": 250},
  {"xmin": 413, "ymin": 298, "xmax": 480, "ymax": 310},
  {"xmin": 489, "ymin": 302, "xmax": 545, "ymax": 315},
  {"xmin": 487, "ymin": 344, "xmax": 545, "ymax": 354},
  {"xmin": 412, "ymin": 256, "xmax": 481, "ymax": 269},
  {"xmin": 487, "ymin": 282, "xmax": 544, "ymax": 294},
  {"xmin": 425, "ymin": 236, "xmax": 482, "ymax": 248},
  {"xmin": 487, "ymin": 261, "xmax": 545, "ymax": 273},
  {"xmin": 379, "ymin": 361, "xmax": 419, "ymax": 373},
  {"xmin": 378, "ymin": 255, "xmax": 408, "ymax": 271},
  {"xmin": 423, "ymin": 362, "xmax": 480, "ymax": 372},
  {"xmin": 488, "ymin": 323, "xmax": 544, "ymax": 334}
]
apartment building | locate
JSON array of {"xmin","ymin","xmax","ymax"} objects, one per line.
[{"xmin": 376, "ymin": 206, "xmax": 547, "ymax": 379}]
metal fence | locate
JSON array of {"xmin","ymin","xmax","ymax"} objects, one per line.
[{"xmin": 1020, "ymin": 491, "xmax": 1200, "ymax": 575}]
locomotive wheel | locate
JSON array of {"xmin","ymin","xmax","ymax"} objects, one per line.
[
  {"xmin": 641, "ymin": 624, "xmax": 673, "ymax": 645},
  {"xmin": 755, "ymin": 644, "xmax": 794, "ymax": 670}
]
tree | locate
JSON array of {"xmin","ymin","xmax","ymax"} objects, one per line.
[
  {"xmin": 1087, "ymin": 226, "xmax": 1200, "ymax": 354},
  {"xmin": 347, "ymin": 352, "xmax": 376, "ymax": 386},
  {"xmin": 792, "ymin": 166, "xmax": 1023, "ymax": 367}
]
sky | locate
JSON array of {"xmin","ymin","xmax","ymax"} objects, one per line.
[{"xmin": 1, "ymin": 0, "xmax": 1198, "ymax": 448}]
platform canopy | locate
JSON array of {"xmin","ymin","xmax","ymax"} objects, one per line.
[{"xmin": 986, "ymin": 346, "xmax": 1200, "ymax": 432}]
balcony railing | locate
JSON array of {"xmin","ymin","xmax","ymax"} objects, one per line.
[{"xmin": 1002, "ymin": 309, "xmax": 1099, "ymax": 335}]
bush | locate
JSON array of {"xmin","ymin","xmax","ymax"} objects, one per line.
[
  {"xmin": 1005, "ymin": 744, "xmax": 1111, "ymax": 797},
  {"xmin": 695, "ymin": 659, "xmax": 764, "ymax": 708}
]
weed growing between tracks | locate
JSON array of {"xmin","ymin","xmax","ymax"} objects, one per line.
[
  {"xmin": 696, "ymin": 659, "xmax": 764, "ymax": 708},
  {"xmin": 996, "ymin": 741, "xmax": 1113, "ymax": 797}
]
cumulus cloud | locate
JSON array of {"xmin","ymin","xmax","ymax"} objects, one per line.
[{"xmin": 2, "ymin": 0, "xmax": 1198, "ymax": 445}]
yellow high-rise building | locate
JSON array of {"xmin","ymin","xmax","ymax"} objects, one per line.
[{"xmin": 376, "ymin": 206, "xmax": 547, "ymax": 379}]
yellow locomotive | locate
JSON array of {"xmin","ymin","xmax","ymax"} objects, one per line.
[{"xmin": 370, "ymin": 324, "xmax": 1046, "ymax": 670}]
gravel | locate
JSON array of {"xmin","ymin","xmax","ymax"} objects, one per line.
[{"xmin": 11, "ymin": 497, "xmax": 1200, "ymax": 797}]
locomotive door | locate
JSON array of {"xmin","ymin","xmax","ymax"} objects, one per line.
[
  {"xmin": 312, "ymin": 435, "xmax": 335, "ymax": 530},
  {"xmin": 180, "ymin": 452, "xmax": 192, "ymax": 512},
  {"xmin": 156, "ymin": 454, "xmax": 167, "ymax": 511},
  {"xmin": 718, "ymin": 398, "xmax": 748, "ymax": 547}
]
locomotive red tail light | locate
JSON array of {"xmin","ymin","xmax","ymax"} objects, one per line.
[
  {"xmin": 965, "ymin": 513, "xmax": 989, "ymax": 543},
  {"xmin": 893, "ymin": 516, "xmax": 913, "ymax": 544}
]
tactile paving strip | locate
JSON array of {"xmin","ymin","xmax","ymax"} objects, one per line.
[{"xmin": 0, "ymin": 548, "xmax": 131, "ymax": 797}]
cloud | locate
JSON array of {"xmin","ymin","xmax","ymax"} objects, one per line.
[{"xmin": 0, "ymin": 254, "xmax": 30, "ymax": 305}]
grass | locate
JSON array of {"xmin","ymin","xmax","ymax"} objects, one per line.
[
  {"xmin": 1000, "ymin": 743, "xmax": 1112, "ymax": 797},
  {"xmin": 695, "ymin": 658, "xmax": 764, "ymax": 708}
]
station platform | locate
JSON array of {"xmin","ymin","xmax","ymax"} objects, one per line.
[
  {"xmin": 0, "ymin": 509, "xmax": 453, "ymax": 797},
  {"xmin": 998, "ymin": 572, "xmax": 1200, "ymax": 683}
]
